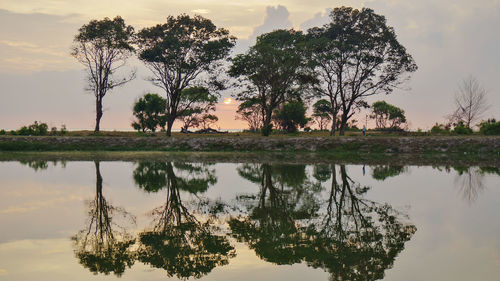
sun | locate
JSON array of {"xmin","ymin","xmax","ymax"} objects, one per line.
[{"xmin": 223, "ymin": 98, "xmax": 232, "ymax": 105}]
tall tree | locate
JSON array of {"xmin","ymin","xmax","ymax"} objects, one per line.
[
  {"xmin": 229, "ymin": 29, "xmax": 315, "ymax": 136},
  {"xmin": 448, "ymin": 76, "xmax": 490, "ymax": 128},
  {"xmin": 307, "ymin": 7, "xmax": 417, "ymax": 135},
  {"xmin": 136, "ymin": 15, "xmax": 235, "ymax": 136},
  {"xmin": 72, "ymin": 16, "xmax": 135, "ymax": 132}
]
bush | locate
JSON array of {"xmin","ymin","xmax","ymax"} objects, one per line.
[
  {"xmin": 0, "ymin": 129, "xmax": 5, "ymax": 135},
  {"xmin": 430, "ymin": 123, "xmax": 451, "ymax": 134},
  {"xmin": 453, "ymin": 122, "xmax": 472, "ymax": 135},
  {"xmin": 16, "ymin": 121, "xmax": 50, "ymax": 136},
  {"xmin": 479, "ymin": 119, "xmax": 500, "ymax": 135}
]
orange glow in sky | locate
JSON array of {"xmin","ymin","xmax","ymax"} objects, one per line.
[{"xmin": 223, "ymin": 98, "xmax": 233, "ymax": 104}]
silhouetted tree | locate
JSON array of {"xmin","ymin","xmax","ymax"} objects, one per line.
[
  {"xmin": 136, "ymin": 15, "xmax": 235, "ymax": 136},
  {"xmin": 275, "ymin": 101, "xmax": 309, "ymax": 133},
  {"xmin": 236, "ymin": 98, "xmax": 263, "ymax": 132},
  {"xmin": 370, "ymin": 101, "xmax": 407, "ymax": 130},
  {"xmin": 72, "ymin": 16, "xmax": 135, "ymax": 132},
  {"xmin": 307, "ymin": 7, "xmax": 417, "ymax": 135},
  {"xmin": 448, "ymin": 76, "xmax": 490, "ymax": 129},
  {"xmin": 132, "ymin": 93, "xmax": 167, "ymax": 132},
  {"xmin": 229, "ymin": 29, "xmax": 315, "ymax": 136},
  {"xmin": 312, "ymin": 99, "xmax": 332, "ymax": 131}
]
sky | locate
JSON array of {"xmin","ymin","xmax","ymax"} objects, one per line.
[{"xmin": 0, "ymin": 0, "xmax": 499, "ymax": 130}]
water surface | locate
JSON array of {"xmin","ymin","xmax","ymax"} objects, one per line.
[{"xmin": 0, "ymin": 158, "xmax": 499, "ymax": 280}]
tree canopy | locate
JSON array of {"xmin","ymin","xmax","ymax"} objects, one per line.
[{"xmin": 136, "ymin": 14, "xmax": 235, "ymax": 136}]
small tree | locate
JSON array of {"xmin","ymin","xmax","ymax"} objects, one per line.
[
  {"xmin": 275, "ymin": 101, "xmax": 309, "ymax": 133},
  {"xmin": 136, "ymin": 14, "xmax": 235, "ymax": 136},
  {"xmin": 178, "ymin": 87, "xmax": 218, "ymax": 132},
  {"xmin": 72, "ymin": 16, "xmax": 135, "ymax": 132},
  {"xmin": 132, "ymin": 93, "xmax": 167, "ymax": 133},
  {"xmin": 236, "ymin": 99, "xmax": 263, "ymax": 132},
  {"xmin": 448, "ymin": 76, "xmax": 490, "ymax": 129},
  {"xmin": 312, "ymin": 99, "xmax": 332, "ymax": 131},
  {"xmin": 197, "ymin": 114, "xmax": 219, "ymax": 130},
  {"xmin": 479, "ymin": 119, "xmax": 500, "ymax": 135},
  {"xmin": 370, "ymin": 101, "xmax": 407, "ymax": 130}
]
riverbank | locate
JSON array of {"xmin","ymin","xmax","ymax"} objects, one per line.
[{"xmin": 0, "ymin": 135, "xmax": 498, "ymax": 153}]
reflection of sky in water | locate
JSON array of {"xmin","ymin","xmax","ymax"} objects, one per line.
[{"xmin": 0, "ymin": 161, "xmax": 499, "ymax": 281}]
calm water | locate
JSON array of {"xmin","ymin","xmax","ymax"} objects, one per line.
[{"xmin": 0, "ymin": 158, "xmax": 499, "ymax": 280}]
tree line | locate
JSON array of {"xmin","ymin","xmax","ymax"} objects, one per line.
[{"xmin": 71, "ymin": 7, "xmax": 418, "ymax": 136}]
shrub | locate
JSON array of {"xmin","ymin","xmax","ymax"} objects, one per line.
[
  {"xmin": 453, "ymin": 121, "xmax": 472, "ymax": 135},
  {"xmin": 479, "ymin": 119, "xmax": 500, "ymax": 135},
  {"xmin": 430, "ymin": 123, "xmax": 451, "ymax": 134},
  {"xmin": 0, "ymin": 129, "xmax": 5, "ymax": 135},
  {"xmin": 16, "ymin": 121, "xmax": 50, "ymax": 136}
]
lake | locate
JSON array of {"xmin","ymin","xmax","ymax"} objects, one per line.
[{"xmin": 0, "ymin": 156, "xmax": 499, "ymax": 280}]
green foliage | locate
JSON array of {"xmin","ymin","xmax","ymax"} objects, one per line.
[
  {"xmin": 371, "ymin": 101, "xmax": 407, "ymax": 130},
  {"xmin": 132, "ymin": 93, "xmax": 167, "ymax": 133},
  {"xmin": 430, "ymin": 123, "xmax": 451, "ymax": 134},
  {"xmin": 453, "ymin": 121, "xmax": 473, "ymax": 135},
  {"xmin": 178, "ymin": 87, "xmax": 218, "ymax": 131},
  {"xmin": 16, "ymin": 121, "xmax": 49, "ymax": 136},
  {"xmin": 229, "ymin": 29, "xmax": 315, "ymax": 136},
  {"xmin": 0, "ymin": 129, "xmax": 5, "ymax": 135},
  {"xmin": 312, "ymin": 99, "xmax": 332, "ymax": 131},
  {"xmin": 275, "ymin": 101, "xmax": 309, "ymax": 133},
  {"xmin": 479, "ymin": 119, "xmax": 500, "ymax": 135},
  {"xmin": 371, "ymin": 165, "xmax": 405, "ymax": 181},
  {"xmin": 136, "ymin": 14, "xmax": 235, "ymax": 136}
]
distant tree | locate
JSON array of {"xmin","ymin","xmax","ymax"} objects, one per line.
[
  {"xmin": 275, "ymin": 101, "xmax": 309, "ymax": 133},
  {"xmin": 448, "ymin": 76, "xmax": 490, "ymax": 129},
  {"xmin": 72, "ymin": 16, "xmax": 135, "ymax": 132},
  {"xmin": 178, "ymin": 87, "xmax": 218, "ymax": 132},
  {"xmin": 370, "ymin": 101, "xmax": 407, "ymax": 130},
  {"xmin": 197, "ymin": 114, "xmax": 219, "ymax": 130},
  {"xmin": 479, "ymin": 119, "xmax": 500, "ymax": 135},
  {"xmin": 307, "ymin": 7, "xmax": 417, "ymax": 135},
  {"xmin": 136, "ymin": 14, "xmax": 235, "ymax": 136},
  {"xmin": 132, "ymin": 93, "xmax": 167, "ymax": 133},
  {"xmin": 236, "ymin": 99, "xmax": 263, "ymax": 132},
  {"xmin": 229, "ymin": 29, "xmax": 315, "ymax": 136},
  {"xmin": 312, "ymin": 99, "xmax": 332, "ymax": 131}
]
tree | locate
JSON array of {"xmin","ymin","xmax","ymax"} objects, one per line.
[
  {"xmin": 236, "ymin": 98, "xmax": 263, "ymax": 132},
  {"xmin": 448, "ymin": 76, "xmax": 490, "ymax": 129},
  {"xmin": 131, "ymin": 93, "xmax": 167, "ymax": 132},
  {"xmin": 229, "ymin": 29, "xmax": 315, "ymax": 136},
  {"xmin": 370, "ymin": 101, "xmax": 407, "ymax": 130},
  {"xmin": 312, "ymin": 99, "xmax": 332, "ymax": 131},
  {"xmin": 275, "ymin": 101, "xmax": 309, "ymax": 133},
  {"xmin": 177, "ymin": 87, "xmax": 218, "ymax": 132},
  {"xmin": 72, "ymin": 16, "xmax": 135, "ymax": 132},
  {"xmin": 136, "ymin": 14, "xmax": 235, "ymax": 136},
  {"xmin": 307, "ymin": 7, "xmax": 417, "ymax": 135}
]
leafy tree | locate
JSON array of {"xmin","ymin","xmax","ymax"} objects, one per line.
[
  {"xmin": 16, "ymin": 121, "xmax": 49, "ymax": 136},
  {"xmin": 312, "ymin": 99, "xmax": 332, "ymax": 131},
  {"xmin": 307, "ymin": 7, "xmax": 417, "ymax": 135},
  {"xmin": 275, "ymin": 101, "xmax": 309, "ymax": 133},
  {"xmin": 131, "ymin": 93, "xmax": 167, "ymax": 133},
  {"xmin": 371, "ymin": 165, "xmax": 405, "ymax": 181},
  {"xmin": 229, "ymin": 29, "xmax": 315, "ymax": 136},
  {"xmin": 448, "ymin": 76, "xmax": 490, "ymax": 129},
  {"xmin": 452, "ymin": 121, "xmax": 473, "ymax": 134},
  {"xmin": 136, "ymin": 15, "xmax": 235, "ymax": 136},
  {"xmin": 178, "ymin": 87, "xmax": 218, "ymax": 132},
  {"xmin": 72, "ymin": 161, "xmax": 136, "ymax": 276},
  {"xmin": 72, "ymin": 16, "xmax": 135, "ymax": 132},
  {"xmin": 370, "ymin": 101, "xmax": 407, "ymax": 130},
  {"xmin": 430, "ymin": 123, "xmax": 451, "ymax": 134},
  {"xmin": 236, "ymin": 98, "xmax": 263, "ymax": 132}
]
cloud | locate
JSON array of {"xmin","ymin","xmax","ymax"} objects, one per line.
[
  {"xmin": 191, "ymin": 9, "xmax": 210, "ymax": 14},
  {"xmin": 299, "ymin": 8, "xmax": 331, "ymax": 31}
]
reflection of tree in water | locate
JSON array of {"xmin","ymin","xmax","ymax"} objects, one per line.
[
  {"xmin": 370, "ymin": 165, "xmax": 405, "ymax": 181},
  {"xmin": 134, "ymin": 161, "xmax": 235, "ymax": 279},
  {"xmin": 450, "ymin": 166, "xmax": 499, "ymax": 203},
  {"xmin": 230, "ymin": 163, "xmax": 416, "ymax": 280},
  {"xmin": 19, "ymin": 159, "xmax": 66, "ymax": 171},
  {"xmin": 72, "ymin": 161, "xmax": 136, "ymax": 276}
]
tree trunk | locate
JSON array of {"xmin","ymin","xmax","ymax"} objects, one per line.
[
  {"xmin": 94, "ymin": 98, "xmax": 103, "ymax": 132},
  {"xmin": 262, "ymin": 111, "xmax": 273, "ymax": 136},
  {"xmin": 339, "ymin": 114, "xmax": 348, "ymax": 136},
  {"xmin": 330, "ymin": 115, "xmax": 337, "ymax": 136},
  {"xmin": 166, "ymin": 117, "xmax": 175, "ymax": 137}
]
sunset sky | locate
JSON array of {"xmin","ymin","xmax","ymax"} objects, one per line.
[{"xmin": 0, "ymin": 0, "xmax": 499, "ymax": 130}]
